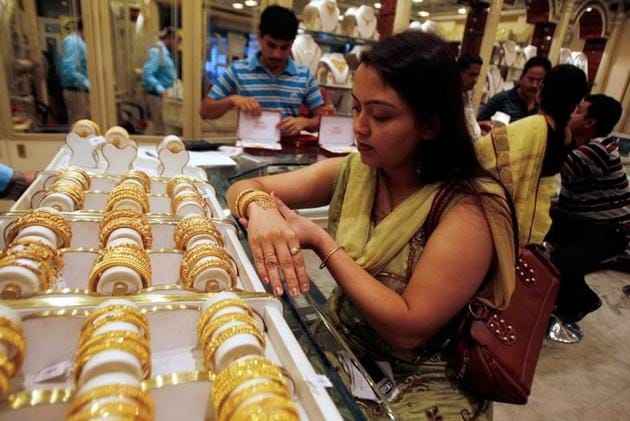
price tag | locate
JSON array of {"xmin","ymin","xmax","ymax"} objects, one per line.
[
  {"xmin": 55, "ymin": 275, "xmax": 68, "ymax": 289},
  {"xmin": 306, "ymin": 374, "xmax": 333, "ymax": 388},
  {"xmin": 34, "ymin": 359, "xmax": 73, "ymax": 383}
]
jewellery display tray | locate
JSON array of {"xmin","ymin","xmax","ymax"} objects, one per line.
[{"xmin": 0, "ymin": 144, "xmax": 341, "ymax": 420}]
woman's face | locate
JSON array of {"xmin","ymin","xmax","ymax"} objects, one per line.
[{"xmin": 352, "ymin": 64, "xmax": 426, "ymax": 171}]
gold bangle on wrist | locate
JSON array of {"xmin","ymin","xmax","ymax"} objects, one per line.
[
  {"xmin": 6, "ymin": 210, "xmax": 72, "ymax": 247},
  {"xmin": 174, "ymin": 216, "xmax": 224, "ymax": 249},
  {"xmin": 237, "ymin": 191, "xmax": 277, "ymax": 219},
  {"xmin": 218, "ymin": 380, "xmax": 291, "ymax": 421},
  {"xmin": 319, "ymin": 245, "xmax": 345, "ymax": 269},
  {"xmin": 197, "ymin": 299, "xmax": 253, "ymax": 337},
  {"xmin": 121, "ymin": 170, "xmax": 151, "ymax": 193},
  {"xmin": 233, "ymin": 188, "xmax": 256, "ymax": 218},
  {"xmin": 205, "ymin": 325, "xmax": 266, "ymax": 368},
  {"xmin": 106, "ymin": 183, "xmax": 149, "ymax": 213},
  {"xmin": 166, "ymin": 176, "xmax": 197, "ymax": 198},
  {"xmin": 99, "ymin": 209, "xmax": 153, "ymax": 248}
]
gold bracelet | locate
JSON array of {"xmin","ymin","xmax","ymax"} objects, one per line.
[
  {"xmin": 199, "ymin": 313, "xmax": 259, "ymax": 350},
  {"xmin": 319, "ymin": 245, "xmax": 345, "ymax": 269},
  {"xmin": 80, "ymin": 312, "xmax": 150, "ymax": 343},
  {"xmin": 0, "ymin": 355, "xmax": 16, "ymax": 380},
  {"xmin": 0, "ymin": 326, "xmax": 26, "ymax": 372},
  {"xmin": 48, "ymin": 180, "xmax": 85, "ymax": 208},
  {"xmin": 78, "ymin": 329, "xmax": 148, "ymax": 352},
  {"xmin": 0, "ymin": 255, "xmax": 52, "ymax": 291},
  {"xmin": 83, "ymin": 304, "xmax": 148, "ymax": 334},
  {"xmin": 181, "ymin": 243, "xmax": 234, "ymax": 269},
  {"xmin": 180, "ymin": 243, "xmax": 236, "ymax": 288},
  {"xmin": 59, "ymin": 167, "xmax": 90, "ymax": 190},
  {"xmin": 205, "ymin": 325, "xmax": 266, "ymax": 369},
  {"xmin": 74, "ymin": 338, "xmax": 151, "ymax": 382},
  {"xmin": 121, "ymin": 170, "xmax": 151, "ymax": 193},
  {"xmin": 6, "ymin": 239, "xmax": 64, "ymax": 274},
  {"xmin": 166, "ymin": 176, "xmax": 197, "ymax": 198},
  {"xmin": 171, "ymin": 190, "xmax": 208, "ymax": 215},
  {"xmin": 0, "ymin": 372, "xmax": 9, "ymax": 399},
  {"xmin": 6, "ymin": 210, "xmax": 72, "ymax": 247},
  {"xmin": 218, "ymin": 380, "xmax": 291, "ymax": 421},
  {"xmin": 212, "ymin": 355, "xmax": 286, "ymax": 410},
  {"xmin": 88, "ymin": 244, "xmax": 152, "ymax": 292},
  {"xmin": 99, "ymin": 209, "xmax": 153, "ymax": 248},
  {"xmin": 231, "ymin": 396, "xmax": 298, "ymax": 421},
  {"xmin": 197, "ymin": 299, "xmax": 253, "ymax": 337},
  {"xmin": 105, "ymin": 183, "xmax": 149, "ymax": 213},
  {"xmin": 182, "ymin": 258, "xmax": 237, "ymax": 290},
  {"xmin": 174, "ymin": 216, "xmax": 223, "ymax": 249},
  {"xmin": 233, "ymin": 188, "xmax": 256, "ymax": 218},
  {"xmin": 238, "ymin": 191, "xmax": 277, "ymax": 219},
  {"xmin": 67, "ymin": 384, "xmax": 154, "ymax": 416},
  {"xmin": 68, "ymin": 402, "xmax": 152, "ymax": 421}
]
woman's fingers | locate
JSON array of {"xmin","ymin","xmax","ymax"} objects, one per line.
[
  {"xmin": 261, "ymin": 242, "xmax": 283, "ymax": 296},
  {"xmin": 275, "ymin": 242, "xmax": 300, "ymax": 296},
  {"xmin": 250, "ymin": 240, "xmax": 269, "ymax": 284}
]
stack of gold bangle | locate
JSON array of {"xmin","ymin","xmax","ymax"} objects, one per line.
[
  {"xmin": 99, "ymin": 209, "xmax": 153, "ymax": 248},
  {"xmin": 88, "ymin": 244, "xmax": 152, "ymax": 293},
  {"xmin": 212, "ymin": 355, "xmax": 295, "ymax": 421},
  {"xmin": 180, "ymin": 244, "xmax": 237, "ymax": 290},
  {"xmin": 121, "ymin": 170, "xmax": 151, "ymax": 193},
  {"xmin": 5, "ymin": 209, "xmax": 72, "ymax": 247},
  {"xmin": 173, "ymin": 216, "xmax": 223, "ymax": 249},
  {"xmin": 171, "ymin": 190, "xmax": 209, "ymax": 215},
  {"xmin": 0, "ymin": 239, "xmax": 64, "ymax": 292},
  {"xmin": 234, "ymin": 188, "xmax": 277, "ymax": 219},
  {"xmin": 66, "ymin": 384, "xmax": 154, "ymax": 421},
  {"xmin": 47, "ymin": 179, "xmax": 85, "ymax": 209},
  {"xmin": 0, "ymin": 316, "xmax": 25, "ymax": 398},
  {"xmin": 166, "ymin": 176, "xmax": 197, "ymax": 198},
  {"xmin": 81, "ymin": 304, "xmax": 149, "ymax": 343},
  {"xmin": 105, "ymin": 183, "xmax": 149, "ymax": 213},
  {"xmin": 59, "ymin": 167, "xmax": 91, "ymax": 190}
]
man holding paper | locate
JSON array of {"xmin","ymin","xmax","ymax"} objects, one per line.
[{"xmin": 199, "ymin": 6, "xmax": 325, "ymax": 136}]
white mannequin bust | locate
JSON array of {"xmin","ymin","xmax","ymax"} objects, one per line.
[
  {"xmin": 355, "ymin": 5, "xmax": 378, "ymax": 40},
  {"xmin": 523, "ymin": 45, "xmax": 537, "ymax": 61},
  {"xmin": 318, "ymin": 53, "xmax": 350, "ymax": 85},
  {"xmin": 312, "ymin": 0, "xmax": 339, "ymax": 33},
  {"xmin": 301, "ymin": 3, "xmax": 322, "ymax": 31},
  {"xmin": 501, "ymin": 40, "xmax": 518, "ymax": 66},
  {"xmin": 292, "ymin": 34, "xmax": 322, "ymax": 74}
]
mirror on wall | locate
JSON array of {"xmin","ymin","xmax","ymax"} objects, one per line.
[
  {"xmin": 109, "ymin": 0, "xmax": 182, "ymax": 136},
  {"xmin": 2, "ymin": 0, "xmax": 88, "ymax": 133}
]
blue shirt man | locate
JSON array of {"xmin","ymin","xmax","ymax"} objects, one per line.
[
  {"xmin": 59, "ymin": 32, "xmax": 89, "ymax": 91},
  {"xmin": 0, "ymin": 164, "xmax": 34, "ymax": 200},
  {"xmin": 200, "ymin": 5, "xmax": 324, "ymax": 136},
  {"xmin": 142, "ymin": 40, "xmax": 176, "ymax": 95}
]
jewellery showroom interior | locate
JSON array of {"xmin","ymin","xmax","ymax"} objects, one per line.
[{"xmin": 0, "ymin": 0, "xmax": 629, "ymax": 420}]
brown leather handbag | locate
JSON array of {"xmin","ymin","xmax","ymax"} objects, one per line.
[{"xmin": 426, "ymin": 185, "xmax": 560, "ymax": 404}]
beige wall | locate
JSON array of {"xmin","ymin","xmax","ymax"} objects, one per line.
[{"xmin": 603, "ymin": 17, "xmax": 630, "ymax": 101}]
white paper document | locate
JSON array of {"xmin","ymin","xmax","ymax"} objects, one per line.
[
  {"xmin": 237, "ymin": 110, "xmax": 282, "ymax": 150},
  {"xmin": 318, "ymin": 116, "xmax": 356, "ymax": 154}
]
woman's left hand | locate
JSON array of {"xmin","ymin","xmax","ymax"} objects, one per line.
[{"xmin": 271, "ymin": 193, "xmax": 328, "ymax": 251}]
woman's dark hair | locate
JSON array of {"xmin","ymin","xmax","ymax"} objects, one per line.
[
  {"xmin": 259, "ymin": 6, "xmax": 298, "ymax": 40},
  {"xmin": 540, "ymin": 64, "xmax": 588, "ymax": 136}
]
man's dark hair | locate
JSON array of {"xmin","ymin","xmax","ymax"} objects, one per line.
[
  {"xmin": 259, "ymin": 5, "xmax": 298, "ymax": 40},
  {"xmin": 522, "ymin": 56, "xmax": 551, "ymax": 77},
  {"xmin": 457, "ymin": 53, "xmax": 482, "ymax": 71},
  {"xmin": 76, "ymin": 18, "xmax": 83, "ymax": 32},
  {"xmin": 540, "ymin": 64, "xmax": 587, "ymax": 136},
  {"xmin": 584, "ymin": 94, "xmax": 623, "ymax": 136}
]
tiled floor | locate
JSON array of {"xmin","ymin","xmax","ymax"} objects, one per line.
[{"xmin": 301, "ymin": 251, "xmax": 630, "ymax": 420}]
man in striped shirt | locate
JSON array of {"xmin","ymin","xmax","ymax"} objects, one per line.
[
  {"xmin": 200, "ymin": 6, "xmax": 324, "ymax": 135},
  {"xmin": 546, "ymin": 94, "xmax": 628, "ymax": 323}
]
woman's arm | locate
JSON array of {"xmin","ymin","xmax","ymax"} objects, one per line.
[{"xmin": 277, "ymin": 196, "xmax": 494, "ymax": 351}]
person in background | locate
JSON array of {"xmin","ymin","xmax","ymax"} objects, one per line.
[
  {"xmin": 142, "ymin": 26, "xmax": 177, "ymax": 135},
  {"xmin": 478, "ymin": 56, "xmax": 552, "ymax": 124},
  {"xmin": 458, "ymin": 53, "xmax": 490, "ymax": 139},
  {"xmin": 59, "ymin": 18, "xmax": 90, "ymax": 125},
  {"xmin": 0, "ymin": 164, "xmax": 35, "ymax": 200},
  {"xmin": 227, "ymin": 31, "xmax": 516, "ymax": 419},
  {"xmin": 199, "ymin": 5, "xmax": 324, "ymax": 136},
  {"xmin": 546, "ymin": 95, "xmax": 628, "ymax": 324}
]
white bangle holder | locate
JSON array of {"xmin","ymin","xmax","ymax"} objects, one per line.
[
  {"xmin": 65, "ymin": 132, "xmax": 104, "ymax": 169},
  {"xmin": 120, "ymin": 178, "xmax": 146, "ymax": 190},
  {"xmin": 78, "ymin": 371, "xmax": 141, "ymax": 394},
  {"xmin": 38, "ymin": 192, "xmax": 76, "ymax": 212},
  {"xmin": 105, "ymin": 228, "xmax": 143, "ymax": 248},
  {"xmin": 96, "ymin": 266, "xmax": 144, "ymax": 296},
  {"xmin": 170, "ymin": 182, "xmax": 197, "ymax": 198},
  {"xmin": 158, "ymin": 135, "xmax": 185, "ymax": 154},
  {"xmin": 190, "ymin": 257, "xmax": 234, "ymax": 293},
  {"xmin": 0, "ymin": 263, "xmax": 42, "ymax": 299},
  {"xmin": 101, "ymin": 142, "xmax": 138, "ymax": 175},
  {"xmin": 14, "ymin": 225, "xmax": 59, "ymax": 249},
  {"xmin": 82, "ymin": 192, "xmax": 171, "ymax": 214},
  {"xmin": 174, "ymin": 199, "xmax": 206, "ymax": 218},
  {"xmin": 157, "ymin": 146, "xmax": 190, "ymax": 179},
  {"xmin": 208, "ymin": 321, "xmax": 265, "ymax": 372},
  {"xmin": 76, "ymin": 349, "xmax": 144, "ymax": 388},
  {"xmin": 186, "ymin": 234, "xmax": 221, "ymax": 250}
]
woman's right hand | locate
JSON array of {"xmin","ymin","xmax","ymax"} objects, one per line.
[{"xmin": 243, "ymin": 204, "xmax": 310, "ymax": 297}]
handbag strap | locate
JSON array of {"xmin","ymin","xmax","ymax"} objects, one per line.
[{"xmin": 424, "ymin": 182, "xmax": 458, "ymax": 239}]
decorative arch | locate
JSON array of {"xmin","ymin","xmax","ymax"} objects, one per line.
[{"xmin": 572, "ymin": 1, "xmax": 610, "ymax": 36}]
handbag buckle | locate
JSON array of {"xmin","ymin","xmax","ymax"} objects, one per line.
[{"xmin": 468, "ymin": 301, "xmax": 489, "ymax": 320}]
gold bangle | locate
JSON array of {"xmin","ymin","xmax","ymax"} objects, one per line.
[
  {"xmin": 6, "ymin": 210, "xmax": 72, "ymax": 247},
  {"xmin": 0, "ymin": 372, "xmax": 9, "ymax": 399},
  {"xmin": 181, "ymin": 243, "xmax": 234, "ymax": 269},
  {"xmin": 233, "ymin": 188, "xmax": 256, "ymax": 218},
  {"xmin": 67, "ymin": 384, "xmax": 154, "ymax": 416},
  {"xmin": 121, "ymin": 170, "xmax": 151, "ymax": 193},
  {"xmin": 88, "ymin": 244, "xmax": 152, "ymax": 292},
  {"xmin": 74, "ymin": 338, "xmax": 151, "ymax": 382},
  {"xmin": 182, "ymin": 258, "xmax": 237, "ymax": 290},
  {"xmin": 78, "ymin": 330, "xmax": 148, "ymax": 353},
  {"xmin": 174, "ymin": 216, "xmax": 223, "ymax": 249},
  {"xmin": 218, "ymin": 380, "xmax": 291, "ymax": 421},
  {"xmin": 6, "ymin": 239, "xmax": 64, "ymax": 274},
  {"xmin": 199, "ymin": 313, "xmax": 259, "ymax": 350},
  {"xmin": 59, "ymin": 167, "xmax": 90, "ymax": 190},
  {"xmin": 0, "ymin": 326, "xmax": 26, "ymax": 372},
  {"xmin": 319, "ymin": 245, "xmax": 345, "ymax": 269},
  {"xmin": 231, "ymin": 396, "xmax": 298, "ymax": 421},
  {"xmin": 105, "ymin": 183, "xmax": 149, "ymax": 213},
  {"xmin": 99, "ymin": 209, "xmax": 153, "ymax": 248},
  {"xmin": 68, "ymin": 402, "xmax": 152, "ymax": 421},
  {"xmin": 205, "ymin": 325, "xmax": 266, "ymax": 369},
  {"xmin": 48, "ymin": 180, "xmax": 85, "ymax": 208},
  {"xmin": 81, "ymin": 312, "xmax": 150, "ymax": 343},
  {"xmin": 238, "ymin": 191, "xmax": 277, "ymax": 219},
  {"xmin": 0, "ymin": 255, "xmax": 52, "ymax": 291},
  {"xmin": 197, "ymin": 299, "xmax": 253, "ymax": 337},
  {"xmin": 83, "ymin": 305, "xmax": 148, "ymax": 335},
  {"xmin": 166, "ymin": 176, "xmax": 197, "ymax": 198},
  {"xmin": 171, "ymin": 191, "xmax": 208, "ymax": 215},
  {"xmin": 0, "ymin": 355, "xmax": 16, "ymax": 379},
  {"xmin": 180, "ymin": 244, "xmax": 236, "ymax": 289}
]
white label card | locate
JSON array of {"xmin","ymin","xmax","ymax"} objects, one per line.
[
  {"xmin": 237, "ymin": 111, "xmax": 282, "ymax": 149},
  {"xmin": 306, "ymin": 374, "xmax": 334, "ymax": 388},
  {"xmin": 319, "ymin": 116, "xmax": 356, "ymax": 154},
  {"xmin": 34, "ymin": 359, "xmax": 73, "ymax": 383}
]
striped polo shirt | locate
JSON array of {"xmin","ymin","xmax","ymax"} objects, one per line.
[
  {"xmin": 558, "ymin": 136, "xmax": 630, "ymax": 225},
  {"xmin": 208, "ymin": 55, "xmax": 324, "ymax": 118}
]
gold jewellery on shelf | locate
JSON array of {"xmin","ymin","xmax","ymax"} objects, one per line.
[
  {"xmin": 170, "ymin": 190, "xmax": 209, "ymax": 215},
  {"xmin": 59, "ymin": 167, "xmax": 91, "ymax": 190},
  {"xmin": 48, "ymin": 179, "xmax": 85, "ymax": 208},
  {"xmin": 180, "ymin": 243, "xmax": 237, "ymax": 289},
  {"xmin": 99, "ymin": 209, "xmax": 153, "ymax": 248},
  {"xmin": 234, "ymin": 188, "xmax": 278, "ymax": 219},
  {"xmin": 198, "ymin": 312, "xmax": 259, "ymax": 354},
  {"xmin": 218, "ymin": 380, "xmax": 292, "ymax": 421},
  {"xmin": 105, "ymin": 183, "xmax": 150, "ymax": 213},
  {"xmin": 204, "ymin": 325, "xmax": 266, "ymax": 369},
  {"xmin": 66, "ymin": 384, "xmax": 154, "ymax": 420},
  {"xmin": 0, "ymin": 317, "xmax": 26, "ymax": 398},
  {"xmin": 121, "ymin": 170, "xmax": 151, "ymax": 193},
  {"xmin": 0, "ymin": 239, "xmax": 65, "ymax": 292},
  {"xmin": 196, "ymin": 299, "xmax": 254, "ymax": 339},
  {"xmin": 81, "ymin": 304, "xmax": 149, "ymax": 340},
  {"xmin": 173, "ymin": 216, "xmax": 223, "ymax": 249},
  {"xmin": 88, "ymin": 244, "xmax": 152, "ymax": 292},
  {"xmin": 166, "ymin": 176, "xmax": 197, "ymax": 198},
  {"xmin": 5, "ymin": 209, "xmax": 72, "ymax": 247}
]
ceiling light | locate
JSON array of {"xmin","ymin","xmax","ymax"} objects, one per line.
[
  {"xmin": 232, "ymin": 2, "xmax": 244, "ymax": 9},
  {"xmin": 244, "ymin": 0, "xmax": 257, "ymax": 6},
  {"xmin": 374, "ymin": 2, "xmax": 382, "ymax": 9},
  {"xmin": 458, "ymin": 7, "xmax": 467, "ymax": 14},
  {"xmin": 586, "ymin": 7, "xmax": 593, "ymax": 12},
  {"xmin": 413, "ymin": 0, "xmax": 423, "ymax": 3},
  {"xmin": 418, "ymin": 11, "xmax": 430, "ymax": 17}
]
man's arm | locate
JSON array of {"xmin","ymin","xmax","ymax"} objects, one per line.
[
  {"xmin": 477, "ymin": 93, "xmax": 501, "ymax": 121},
  {"xmin": 142, "ymin": 48, "xmax": 165, "ymax": 94},
  {"xmin": 277, "ymin": 71, "xmax": 325, "ymax": 135},
  {"xmin": 199, "ymin": 66, "xmax": 260, "ymax": 119}
]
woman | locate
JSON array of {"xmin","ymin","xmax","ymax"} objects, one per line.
[{"xmin": 227, "ymin": 32, "xmax": 516, "ymax": 419}]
